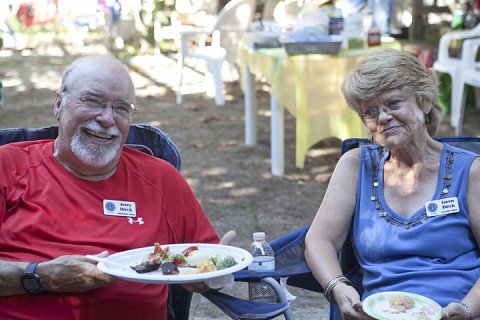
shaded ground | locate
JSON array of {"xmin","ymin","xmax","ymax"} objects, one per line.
[{"xmin": 1, "ymin": 38, "xmax": 479, "ymax": 319}]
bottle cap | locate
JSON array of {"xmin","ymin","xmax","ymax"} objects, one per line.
[{"xmin": 253, "ymin": 232, "xmax": 266, "ymax": 241}]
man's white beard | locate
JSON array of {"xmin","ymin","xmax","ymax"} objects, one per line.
[{"xmin": 71, "ymin": 120, "xmax": 122, "ymax": 167}]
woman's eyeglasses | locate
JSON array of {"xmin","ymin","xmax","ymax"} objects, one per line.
[{"xmin": 359, "ymin": 94, "xmax": 414, "ymax": 122}]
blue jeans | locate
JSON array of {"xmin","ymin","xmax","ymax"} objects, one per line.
[{"xmin": 342, "ymin": 0, "xmax": 395, "ymax": 34}]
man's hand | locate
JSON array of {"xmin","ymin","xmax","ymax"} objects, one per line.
[
  {"xmin": 37, "ymin": 251, "xmax": 117, "ymax": 293},
  {"xmin": 219, "ymin": 230, "xmax": 236, "ymax": 245}
]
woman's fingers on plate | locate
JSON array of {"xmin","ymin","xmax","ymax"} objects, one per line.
[
  {"xmin": 352, "ymin": 301, "xmax": 363, "ymax": 311},
  {"xmin": 441, "ymin": 302, "xmax": 466, "ymax": 319}
]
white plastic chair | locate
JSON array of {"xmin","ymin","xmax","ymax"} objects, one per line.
[
  {"xmin": 450, "ymin": 37, "xmax": 480, "ymax": 135},
  {"xmin": 261, "ymin": 0, "xmax": 302, "ymax": 28},
  {"xmin": 432, "ymin": 23, "xmax": 480, "ymax": 129},
  {"xmin": 176, "ymin": 0, "xmax": 257, "ymax": 106}
]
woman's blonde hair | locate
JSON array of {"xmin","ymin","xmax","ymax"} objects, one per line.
[{"xmin": 341, "ymin": 48, "xmax": 442, "ymax": 136}]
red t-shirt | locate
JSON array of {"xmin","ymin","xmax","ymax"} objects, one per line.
[{"xmin": 0, "ymin": 140, "xmax": 219, "ymax": 319}]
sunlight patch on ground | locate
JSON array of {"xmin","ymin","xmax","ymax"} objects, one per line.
[
  {"xmin": 204, "ymin": 198, "xmax": 236, "ymax": 205},
  {"xmin": 185, "ymin": 177, "xmax": 200, "ymax": 188},
  {"xmin": 146, "ymin": 120, "xmax": 163, "ymax": 127},
  {"xmin": 230, "ymin": 187, "xmax": 258, "ymax": 197},
  {"xmin": 2, "ymin": 78, "xmax": 23, "ymax": 89},
  {"xmin": 135, "ymin": 85, "xmax": 167, "ymax": 97},
  {"xmin": 201, "ymin": 167, "xmax": 228, "ymax": 176},
  {"xmin": 0, "ymin": 50, "xmax": 14, "ymax": 58},
  {"xmin": 218, "ymin": 181, "xmax": 236, "ymax": 188}
]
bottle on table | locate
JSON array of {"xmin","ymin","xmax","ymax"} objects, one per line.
[
  {"xmin": 247, "ymin": 232, "xmax": 277, "ymax": 302},
  {"xmin": 367, "ymin": 27, "xmax": 381, "ymax": 46}
]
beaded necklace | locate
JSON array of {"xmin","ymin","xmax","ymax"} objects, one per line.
[{"xmin": 370, "ymin": 147, "xmax": 454, "ymax": 229}]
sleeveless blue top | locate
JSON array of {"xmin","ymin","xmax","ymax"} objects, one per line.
[{"xmin": 353, "ymin": 144, "xmax": 480, "ymax": 307}]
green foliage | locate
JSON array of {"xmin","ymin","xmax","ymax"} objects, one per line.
[{"xmin": 438, "ymin": 73, "xmax": 476, "ymax": 115}]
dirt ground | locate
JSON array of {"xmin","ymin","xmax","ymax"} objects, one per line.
[{"xmin": 1, "ymin": 38, "xmax": 479, "ymax": 319}]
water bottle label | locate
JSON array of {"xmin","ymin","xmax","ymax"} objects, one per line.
[{"xmin": 248, "ymin": 256, "xmax": 275, "ymax": 271}]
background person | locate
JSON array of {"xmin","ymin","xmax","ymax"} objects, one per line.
[
  {"xmin": 341, "ymin": 0, "xmax": 395, "ymax": 35},
  {"xmin": 305, "ymin": 48, "xmax": 480, "ymax": 320},
  {"xmin": 0, "ymin": 54, "xmax": 229, "ymax": 319}
]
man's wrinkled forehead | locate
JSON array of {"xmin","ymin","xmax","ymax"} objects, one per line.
[
  {"xmin": 65, "ymin": 56, "xmax": 135, "ymax": 101},
  {"xmin": 69, "ymin": 56, "xmax": 126, "ymax": 82}
]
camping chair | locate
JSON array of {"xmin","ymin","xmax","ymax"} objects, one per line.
[
  {"xmin": 203, "ymin": 225, "xmax": 323, "ymax": 319},
  {"xmin": 0, "ymin": 123, "xmax": 191, "ymax": 320},
  {"xmin": 329, "ymin": 136, "xmax": 480, "ymax": 320},
  {"xmin": 204, "ymin": 136, "xmax": 480, "ymax": 320},
  {"xmin": 176, "ymin": 0, "xmax": 256, "ymax": 106}
]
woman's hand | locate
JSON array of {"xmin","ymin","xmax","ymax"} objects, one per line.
[
  {"xmin": 442, "ymin": 302, "xmax": 470, "ymax": 319},
  {"xmin": 334, "ymin": 284, "xmax": 375, "ymax": 320},
  {"xmin": 37, "ymin": 251, "xmax": 117, "ymax": 292}
]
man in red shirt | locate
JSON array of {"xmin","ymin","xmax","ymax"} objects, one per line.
[{"xmin": 0, "ymin": 54, "xmax": 229, "ymax": 319}]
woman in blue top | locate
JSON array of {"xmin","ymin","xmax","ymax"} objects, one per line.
[{"xmin": 305, "ymin": 48, "xmax": 480, "ymax": 320}]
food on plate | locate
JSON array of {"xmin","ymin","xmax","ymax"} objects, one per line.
[
  {"xmin": 197, "ymin": 259, "xmax": 217, "ymax": 273},
  {"xmin": 161, "ymin": 262, "xmax": 179, "ymax": 275},
  {"xmin": 130, "ymin": 242, "xmax": 172, "ymax": 273},
  {"xmin": 388, "ymin": 294, "xmax": 416, "ymax": 313},
  {"xmin": 412, "ymin": 311, "xmax": 432, "ymax": 320},
  {"xmin": 130, "ymin": 242, "xmax": 237, "ymax": 275}
]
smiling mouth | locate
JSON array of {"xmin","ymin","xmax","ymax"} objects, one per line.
[
  {"xmin": 84, "ymin": 128, "xmax": 116, "ymax": 141},
  {"xmin": 382, "ymin": 126, "xmax": 398, "ymax": 134}
]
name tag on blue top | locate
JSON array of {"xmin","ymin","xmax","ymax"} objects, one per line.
[{"xmin": 425, "ymin": 197, "xmax": 459, "ymax": 217}]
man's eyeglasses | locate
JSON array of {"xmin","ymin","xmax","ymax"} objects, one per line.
[
  {"xmin": 74, "ymin": 93, "xmax": 136, "ymax": 119},
  {"xmin": 359, "ymin": 94, "xmax": 414, "ymax": 122}
]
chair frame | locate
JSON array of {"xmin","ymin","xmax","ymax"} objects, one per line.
[
  {"xmin": 433, "ymin": 23, "xmax": 480, "ymax": 132},
  {"xmin": 450, "ymin": 37, "xmax": 480, "ymax": 135},
  {"xmin": 176, "ymin": 0, "xmax": 256, "ymax": 106},
  {"xmin": 203, "ymin": 225, "xmax": 323, "ymax": 320}
]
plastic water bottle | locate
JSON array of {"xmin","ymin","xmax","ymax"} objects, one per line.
[{"xmin": 247, "ymin": 232, "xmax": 277, "ymax": 302}]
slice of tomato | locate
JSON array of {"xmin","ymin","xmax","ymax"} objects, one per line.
[
  {"xmin": 182, "ymin": 245, "xmax": 198, "ymax": 257},
  {"xmin": 172, "ymin": 254, "xmax": 186, "ymax": 266}
]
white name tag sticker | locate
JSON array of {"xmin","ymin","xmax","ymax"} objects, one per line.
[
  {"xmin": 103, "ymin": 200, "xmax": 136, "ymax": 217},
  {"xmin": 425, "ymin": 197, "xmax": 459, "ymax": 217}
]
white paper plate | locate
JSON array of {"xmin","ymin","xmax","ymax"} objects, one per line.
[
  {"xmin": 95, "ymin": 243, "xmax": 253, "ymax": 284},
  {"xmin": 363, "ymin": 291, "xmax": 442, "ymax": 320}
]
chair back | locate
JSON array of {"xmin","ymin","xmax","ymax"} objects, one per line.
[
  {"xmin": 213, "ymin": 0, "xmax": 257, "ymax": 63},
  {"xmin": 435, "ymin": 23, "xmax": 480, "ymax": 65},
  {"xmin": 0, "ymin": 124, "xmax": 182, "ymax": 171},
  {"xmin": 329, "ymin": 136, "xmax": 480, "ymax": 320},
  {"xmin": 452, "ymin": 38, "xmax": 480, "ymax": 135},
  {"xmin": 0, "ymin": 124, "xmax": 191, "ymax": 320}
]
